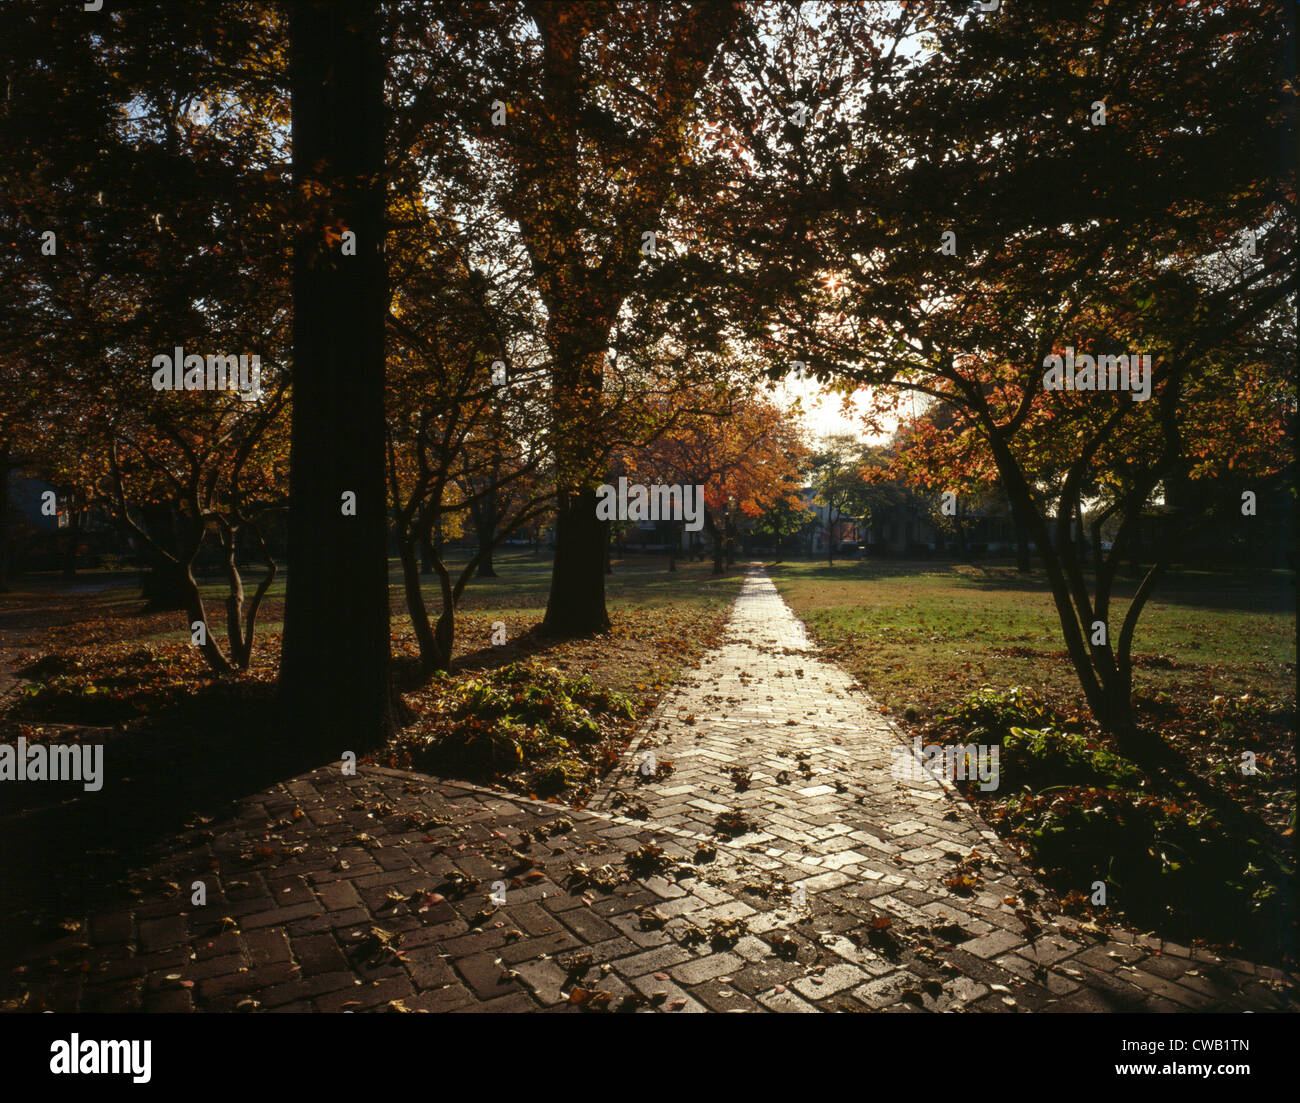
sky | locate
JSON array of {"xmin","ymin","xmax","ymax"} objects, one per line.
[{"xmin": 769, "ymin": 371, "xmax": 898, "ymax": 448}]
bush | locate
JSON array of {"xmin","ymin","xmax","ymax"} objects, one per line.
[
  {"xmin": 989, "ymin": 787, "xmax": 1294, "ymax": 952},
  {"xmin": 389, "ymin": 662, "xmax": 637, "ymax": 795},
  {"xmin": 1001, "ymin": 724, "xmax": 1145, "ymax": 792},
  {"xmin": 946, "ymin": 685, "xmax": 1052, "ymax": 741},
  {"xmin": 946, "ymin": 688, "xmax": 1295, "ymax": 959}
]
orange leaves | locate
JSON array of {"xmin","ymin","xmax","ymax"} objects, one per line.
[{"xmin": 626, "ymin": 385, "xmax": 808, "ymax": 521}]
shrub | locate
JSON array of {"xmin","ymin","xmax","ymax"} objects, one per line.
[
  {"xmin": 1001, "ymin": 724, "xmax": 1145, "ymax": 792},
  {"xmin": 947, "ymin": 685, "xmax": 1052, "ymax": 741},
  {"xmin": 390, "ymin": 662, "xmax": 637, "ymax": 795},
  {"xmin": 989, "ymin": 787, "xmax": 1294, "ymax": 952}
]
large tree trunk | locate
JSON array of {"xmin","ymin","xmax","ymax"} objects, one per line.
[
  {"xmin": 541, "ymin": 347, "xmax": 610, "ymax": 636},
  {"xmin": 137, "ymin": 503, "xmax": 190, "ymax": 610},
  {"xmin": 542, "ymin": 487, "xmax": 611, "ymax": 635},
  {"xmin": 470, "ymin": 487, "xmax": 498, "ymax": 578},
  {"xmin": 281, "ymin": 0, "xmax": 394, "ymax": 749},
  {"xmin": 139, "ymin": 562, "xmax": 188, "ymax": 610}
]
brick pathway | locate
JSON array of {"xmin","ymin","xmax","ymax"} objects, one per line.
[{"xmin": 1, "ymin": 566, "xmax": 1295, "ymax": 1012}]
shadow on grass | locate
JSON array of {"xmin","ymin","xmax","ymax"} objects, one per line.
[
  {"xmin": 771, "ymin": 557, "xmax": 1296, "ymax": 614},
  {"xmin": 769, "ymin": 557, "xmax": 1055, "ymax": 593}
]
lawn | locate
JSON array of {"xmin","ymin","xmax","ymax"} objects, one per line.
[
  {"xmin": 0, "ymin": 552, "xmax": 743, "ymax": 805},
  {"xmin": 768, "ymin": 558, "xmax": 1295, "ymax": 718},
  {"xmin": 1, "ymin": 551, "xmax": 740, "ymax": 693},
  {"xmin": 421, "ymin": 550, "xmax": 743, "ymax": 697}
]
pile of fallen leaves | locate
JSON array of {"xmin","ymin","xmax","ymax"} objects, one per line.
[{"xmin": 383, "ymin": 661, "xmax": 639, "ymax": 802}]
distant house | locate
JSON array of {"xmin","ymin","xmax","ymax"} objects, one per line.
[
  {"xmin": 863, "ymin": 486, "xmax": 1020, "ymax": 557},
  {"xmin": 619, "ymin": 517, "xmax": 701, "ymax": 555},
  {"xmin": 4, "ymin": 471, "xmax": 121, "ymax": 573},
  {"xmin": 805, "ymin": 490, "xmax": 862, "ymax": 554},
  {"xmin": 866, "ymin": 508, "xmax": 939, "ymax": 555}
]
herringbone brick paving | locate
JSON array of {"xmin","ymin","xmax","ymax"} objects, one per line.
[{"xmin": 1, "ymin": 566, "xmax": 1294, "ymax": 1012}]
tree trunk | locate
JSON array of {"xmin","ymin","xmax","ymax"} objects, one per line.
[
  {"xmin": 180, "ymin": 564, "xmax": 232, "ymax": 676},
  {"xmin": 237, "ymin": 532, "xmax": 276, "ymax": 669},
  {"xmin": 221, "ymin": 529, "xmax": 246, "ymax": 665},
  {"xmin": 281, "ymin": 0, "xmax": 394, "ymax": 749},
  {"xmin": 137, "ymin": 503, "xmax": 189, "ymax": 610},
  {"xmin": 705, "ymin": 511, "xmax": 725, "ymax": 575},
  {"xmin": 139, "ymin": 556, "xmax": 190, "ymax": 611},
  {"xmin": 217, "ymin": 524, "xmax": 276, "ymax": 670},
  {"xmin": 397, "ymin": 535, "xmax": 445, "ymax": 674},
  {"xmin": 1015, "ymin": 511, "xmax": 1031, "ymax": 573},
  {"xmin": 541, "ymin": 346, "xmax": 611, "ymax": 637},
  {"xmin": 470, "ymin": 488, "xmax": 498, "ymax": 578},
  {"xmin": 982, "ymin": 429, "xmax": 1135, "ymax": 741},
  {"xmin": 541, "ymin": 487, "xmax": 611, "ymax": 635}
]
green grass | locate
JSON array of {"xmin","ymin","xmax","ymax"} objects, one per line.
[
  {"xmin": 768, "ymin": 558, "xmax": 1296, "ymax": 718},
  {"xmin": 1, "ymin": 551, "xmax": 744, "ymax": 725},
  {"xmin": 447, "ymin": 550, "xmax": 740, "ymax": 616}
]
